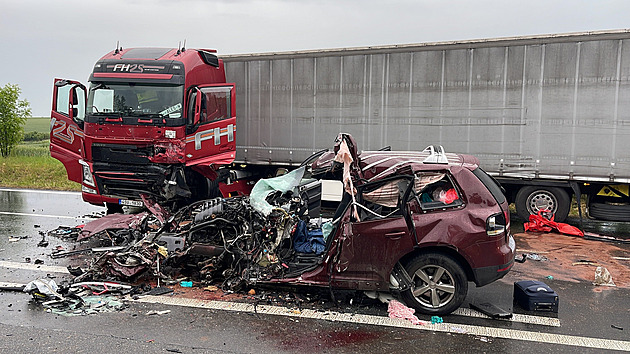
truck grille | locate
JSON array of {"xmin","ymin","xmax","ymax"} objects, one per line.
[
  {"xmin": 92, "ymin": 144, "xmax": 152, "ymax": 165},
  {"xmin": 92, "ymin": 162, "xmax": 167, "ymax": 200}
]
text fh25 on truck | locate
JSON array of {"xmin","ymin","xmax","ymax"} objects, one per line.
[{"xmin": 50, "ymin": 47, "xmax": 240, "ymax": 212}]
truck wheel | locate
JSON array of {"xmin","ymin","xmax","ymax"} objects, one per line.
[
  {"xmin": 515, "ymin": 186, "xmax": 570, "ymax": 222},
  {"xmin": 588, "ymin": 202, "xmax": 630, "ymax": 222},
  {"xmin": 400, "ymin": 253, "xmax": 468, "ymax": 315}
]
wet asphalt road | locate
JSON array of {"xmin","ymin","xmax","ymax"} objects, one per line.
[{"xmin": 1, "ymin": 188, "xmax": 629, "ymax": 353}]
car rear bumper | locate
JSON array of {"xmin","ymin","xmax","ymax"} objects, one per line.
[
  {"xmin": 471, "ymin": 231, "xmax": 515, "ymax": 286},
  {"xmin": 472, "ymin": 258, "xmax": 514, "ymax": 286}
]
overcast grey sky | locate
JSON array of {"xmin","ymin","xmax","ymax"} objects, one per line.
[{"xmin": 2, "ymin": 0, "xmax": 630, "ymax": 116}]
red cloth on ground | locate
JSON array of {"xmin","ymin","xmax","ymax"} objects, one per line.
[{"xmin": 524, "ymin": 211, "xmax": 584, "ymax": 237}]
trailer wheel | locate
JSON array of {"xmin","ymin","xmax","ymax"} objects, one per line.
[
  {"xmin": 588, "ymin": 202, "xmax": 630, "ymax": 222},
  {"xmin": 515, "ymin": 186, "xmax": 570, "ymax": 222}
]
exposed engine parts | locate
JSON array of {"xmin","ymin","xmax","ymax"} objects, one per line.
[{"xmin": 54, "ymin": 183, "xmax": 327, "ymax": 293}]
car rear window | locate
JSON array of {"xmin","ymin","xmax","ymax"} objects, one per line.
[{"xmin": 471, "ymin": 168, "xmax": 506, "ymax": 204}]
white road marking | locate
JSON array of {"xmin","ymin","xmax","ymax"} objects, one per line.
[
  {"xmin": 0, "ymin": 211, "xmax": 85, "ymax": 220},
  {"xmin": 452, "ymin": 307, "xmax": 560, "ymax": 327},
  {"xmin": 0, "ymin": 260, "xmax": 70, "ymax": 274},
  {"xmin": 135, "ymin": 295, "xmax": 630, "ymax": 351},
  {"xmin": 0, "ymin": 282, "xmax": 26, "ymax": 288},
  {"xmin": 0, "ymin": 188, "xmax": 80, "ymax": 195},
  {"xmin": 1, "ymin": 260, "xmax": 625, "ymax": 350},
  {"xmin": 0, "ymin": 260, "xmax": 560, "ymax": 328}
]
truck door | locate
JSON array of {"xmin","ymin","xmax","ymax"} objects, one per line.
[
  {"xmin": 50, "ymin": 78, "xmax": 86, "ymax": 183},
  {"xmin": 184, "ymin": 84, "xmax": 236, "ymax": 168}
]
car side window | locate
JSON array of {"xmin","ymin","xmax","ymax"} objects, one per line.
[
  {"xmin": 414, "ymin": 172, "xmax": 463, "ymax": 211},
  {"xmin": 356, "ymin": 178, "xmax": 407, "ymax": 220}
]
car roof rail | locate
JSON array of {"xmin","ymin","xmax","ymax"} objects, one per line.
[{"xmin": 422, "ymin": 145, "xmax": 449, "ymax": 164}]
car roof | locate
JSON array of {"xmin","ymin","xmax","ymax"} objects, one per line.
[{"xmin": 357, "ymin": 150, "xmax": 479, "ymax": 181}]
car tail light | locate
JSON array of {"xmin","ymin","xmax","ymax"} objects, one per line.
[{"xmin": 486, "ymin": 212, "xmax": 506, "ymax": 236}]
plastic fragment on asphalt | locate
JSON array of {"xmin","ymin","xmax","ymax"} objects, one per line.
[
  {"xmin": 23, "ymin": 279, "xmax": 61, "ymax": 300},
  {"xmin": 146, "ymin": 310, "xmax": 171, "ymax": 315},
  {"xmin": 431, "ymin": 316, "xmax": 443, "ymax": 324},
  {"xmin": 144, "ymin": 287, "xmax": 174, "ymax": 296},
  {"xmin": 593, "ymin": 266, "xmax": 616, "ymax": 286},
  {"xmin": 387, "ymin": 299, "xmax": 426, "ymax": 325},
  {"xmin": 525, "ymin": 253, "xmax": 548, "ymax": 262}
]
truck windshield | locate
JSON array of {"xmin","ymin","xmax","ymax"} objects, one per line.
[{"xmin": 87, "ymin": 82, "xmax": 183, "ymax": 118}]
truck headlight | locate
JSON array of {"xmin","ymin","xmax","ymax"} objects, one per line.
[
  {"xmin": 82, "ymin": 185, "xmax": 97, "ymax": 194},
  {"xmin": 79, "ymin": 160, "xmax": 95, "ymax": 187}
]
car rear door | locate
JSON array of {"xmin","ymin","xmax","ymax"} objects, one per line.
[{"xmin": 50, "ymin": 78, "xmax": 86, "ymax": 183}]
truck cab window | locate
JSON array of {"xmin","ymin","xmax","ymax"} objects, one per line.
[
  {"xmin": 54, "ymin": 84, "xmax": 85, "ymax": 126},
  {"xmin": 56, "ymin": 85, "xmax": 71, "ymax": 116},
  {"xmin": 71, "ymin": 86, "xmax": 86, "ymax": 123},
  {"xmin": 199, "ymin": 87, "xmax": 231, "ymax": 123},
  {"xmin": 56, "ymin": 85, "xmax": 85, "ymax": 123}
]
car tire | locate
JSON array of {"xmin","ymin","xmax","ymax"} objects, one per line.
[
  {"xmin": 400, "ymin": 253, "xmax": 468, "ymax": 315},
  {"xmin": 515, "ymin": 186, "xmax": 570, "ymax": 222}
]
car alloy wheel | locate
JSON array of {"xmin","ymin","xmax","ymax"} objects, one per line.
[
  {"xmin": 411, "ymin": 264, "xmax": 456, "ymax": 309},
  {"xmin": 401, "ymin": 253, "xmax": 467, "ymax": 315}
]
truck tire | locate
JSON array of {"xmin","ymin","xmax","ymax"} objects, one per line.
[
  {"xmin": 515, "ymin": 186, "xmax": 570, "ymax": 222},
  {"xmin": 400, "ymin": 253, "xmax": 468, "ymax": 315},
  {"xmin": 588, "ymin": 202, "xmax": 630, "ymax": 222}
]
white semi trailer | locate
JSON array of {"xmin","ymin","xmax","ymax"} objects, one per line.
[{"xmin": 223, "ymin": 29, "xmax": 630, "ymax": 222}]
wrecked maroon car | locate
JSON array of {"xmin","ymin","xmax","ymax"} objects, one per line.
[{"xmin": 153, "ymin": 133, "xmax": 515, "ymax": 315}]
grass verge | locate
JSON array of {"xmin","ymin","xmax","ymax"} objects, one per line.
[
  {"xmin": 0, "ymin": 118, "xmax": 80, "ymax": 191},
  {"xmin": 25, "ymin": 117, "xmax": 51, "ymax": 134},
  {"xmin": 0, "ymin": 155, "xmax": 80, "ymax": 191}
]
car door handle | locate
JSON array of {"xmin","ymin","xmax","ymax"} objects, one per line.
[{"xmin": 385, "ymin": 231, "xmax": 406, "ymax": 239}]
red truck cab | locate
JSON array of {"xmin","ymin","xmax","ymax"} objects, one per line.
[{"xmin": 50, "ymin": 47, "xmax": 236, "ymax": 211}]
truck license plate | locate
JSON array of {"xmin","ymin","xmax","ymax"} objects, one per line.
[{"xmin": 119, "ymin": 199, "xmax": 143, "ymax": 207}]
